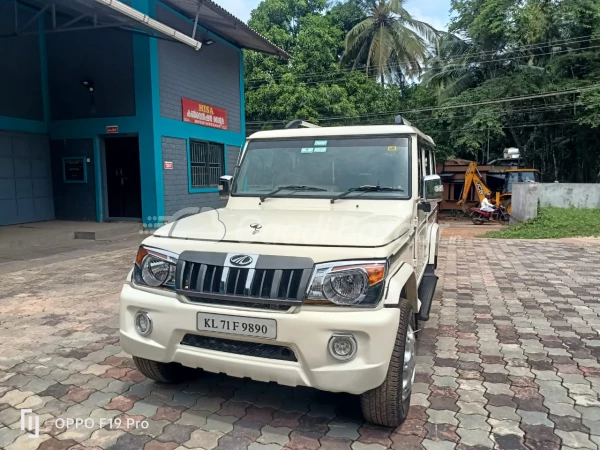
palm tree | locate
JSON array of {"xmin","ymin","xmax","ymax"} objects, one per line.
[
  {"xmin": 342, "ymin": 0, "xmax": 437, "ymax": 85},
  {"xmin": 422, "ymin": 32, "xmax": 545, "ymax": 101}
]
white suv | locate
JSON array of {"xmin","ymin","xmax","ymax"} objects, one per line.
[{"xmin": 120, "ymin": 120, "xmax": 442, "ymax": 426}]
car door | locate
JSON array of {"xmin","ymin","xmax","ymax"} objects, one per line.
[{"xmin": 415, "ymin": 145, "xmax": 429, "ymax": 279}]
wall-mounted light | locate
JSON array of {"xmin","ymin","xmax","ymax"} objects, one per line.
[
  {"xmin": 82, "ymin": 78, "xmax": 96, "ymax": 114},
  {"xmin": 82, "ymin": 79, "xmax": 94, "ymax": 92},
  {"xmin": 203, "ymin": 39, "xmax": 215, "ymax": 46}
]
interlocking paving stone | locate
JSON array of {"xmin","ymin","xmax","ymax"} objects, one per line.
[
  {"xmin": 351, "ymin": 442, "xmax": 387, "ymax": 450},
  {"xmin": 455, "ymin": 428, "xmax": 494, "ymax": 448},
  {"xmin": 203, "ymin": 414, "xmax": 238, "ymax": 434},
  {"xmin": 0, "ymin": 427, "xmax": 25, "ymax": 447},
  {"xmin": 554, "ymin": 430, "xmax": 598, "ymax": 449},
  {"xmin": 422, "ymin": 439, "xmax": 457, "ymax": 449},
  {"xmin": 516, "ymin": 410, "xmax": 553, "ymax": 427},
  {"xmin": 427, "ymin": 409, "xmax": 459, "ymax": 426},
  {"xmin": 183, "ymin": 429, "xmax": 223, "ymax": 449},
  {"xmin": 257, "ymin": 424, "xmax": 292, "ymax": 445},
  {"xmin": 3, "ymin": 235, "xmax": 600, "ymax": 449},
  {"xmin": 456, "ymin": 414, "xmax": 490, "ymax": 431},
  {"xmin": 487, "ymin": 419, "xmax": 523, "ymax": 437}
]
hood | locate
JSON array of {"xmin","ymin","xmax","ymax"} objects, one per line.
[{"xmin": 154, "ymin": 208, "xmax": 410, "ymax": 248}]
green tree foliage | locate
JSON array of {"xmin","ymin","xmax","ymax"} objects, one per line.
[
  {"xmin": 244, "ymin": 0, "xmax": 405, "ymax": 133},
  {"xmin": 244, "ymin": 0, "xmax": 600, "ymax": 182},
  {"xmin": 416, "ymin": 0, "xmax": 600, "ymax": 182},
  {"xmin": 342, "ymin": 0, "xmax": 436, "ymax": 85}
]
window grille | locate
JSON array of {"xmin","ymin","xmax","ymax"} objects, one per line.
[{"xmin": 190, "ymin": 140, "xmax": 224, "ymax": 188}]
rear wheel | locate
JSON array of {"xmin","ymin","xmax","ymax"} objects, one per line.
[
  {"xmin": 360, "ymin": 301, "xmax": 416, "ymax": 427},
  {"xmin": 133, "ymin": 357, "xmax": 195, "ymax": 383}
]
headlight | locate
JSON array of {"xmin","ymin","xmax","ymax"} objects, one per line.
[
  {"xmin": 306, "ymin": 261, "xmax": 386, "ymax": 307},
  {"xmin": 133, "ymin": 246, "xmax": 179, "ymax": 290}
]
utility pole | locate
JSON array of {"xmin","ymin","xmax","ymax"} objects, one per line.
[{"xmin": 487, "ymin": 129, "xmax": 490, "ymax": 163}]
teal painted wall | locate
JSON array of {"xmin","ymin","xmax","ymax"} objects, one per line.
[{"xmin": 0, "ymin": 0, "xmax": 247, "ymax": 225}]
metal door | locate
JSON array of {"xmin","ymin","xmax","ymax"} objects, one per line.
[{"xmin": 0, "ymin": 132, "xmax": 54, "ymax": 226}]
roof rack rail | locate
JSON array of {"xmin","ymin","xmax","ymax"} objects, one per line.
[
  {"xmin": 284, "ymin": 120, "xmax": 320, "ymax": 129},
  {"xmin": 394, "ymin": 115, "xmax": 412, "ymax": 127}
]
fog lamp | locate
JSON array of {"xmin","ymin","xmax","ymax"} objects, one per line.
[
  {"xmin": 328, "ymin": 333, "xmax": 357, "ymax": 361},
  {"xmin": 135, "ymin": 311, "xmax": 153, "ymax": 336}
]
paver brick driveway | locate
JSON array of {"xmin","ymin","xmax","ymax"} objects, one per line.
[{"xmin": 1, "ymin": 236, "xmax": 600, "ymax": 450}]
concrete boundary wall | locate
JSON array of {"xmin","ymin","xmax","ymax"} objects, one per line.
[{"xmin": 511, "ymin": 183, "xmax": 600, "ymax": 224}]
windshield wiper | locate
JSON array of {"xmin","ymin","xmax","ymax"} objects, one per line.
[
  {"xmin": 330, "ymin": 185, "xmax": 404, "ymax": 204},
  {"xmin": 260, "ymin": 185, "xmax": 328, "ymax": 202}
]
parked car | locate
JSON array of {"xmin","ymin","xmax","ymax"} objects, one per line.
[{"xmin": 120, "ymin": 119, "xmax": 443, "ymax": 426}]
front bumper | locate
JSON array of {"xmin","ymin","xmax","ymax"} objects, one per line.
[{"xmin": 120, "ymin": 284, "xmax": 400, "ymax": 395}]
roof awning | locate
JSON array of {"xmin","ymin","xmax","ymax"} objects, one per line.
[
  {"xmin": 12, "ymin": 0, "xmax": 289, "ymax": 59},
  {"xmin": 160, "ymin": 0, "xmax": 290, "ymax": 59}
]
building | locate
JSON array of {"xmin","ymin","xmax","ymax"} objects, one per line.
[{"xmin": 0, "ymin": 0, "xmax": 288, "ymax": 227}]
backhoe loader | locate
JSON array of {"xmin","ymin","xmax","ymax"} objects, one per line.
[{"xmin": 456, "ymin": 162, "xmax": 540, "ymax": 214}]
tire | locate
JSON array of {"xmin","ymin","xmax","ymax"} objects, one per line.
[
  {"xmin": 361, "ymin": 301, "xmax": 416, "ymax": 427},
  {"xmin": 471, "ymin": 214, "xmax": 484, "ymax": 225},
  {"xmin": 133, "ymin": 356, "xmax": 195, "ymax": 383},
  {"xmin": 505, "ymin": 199, "xmax": 512, "ymax": 215}
]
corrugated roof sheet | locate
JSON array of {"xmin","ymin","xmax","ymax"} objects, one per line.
[{"xmin": 160, "ymin": 0, "xmax": 290, "ymax": 59}]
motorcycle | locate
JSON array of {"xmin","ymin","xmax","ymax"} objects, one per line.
[{"xmin": 470, "ymin": 205, "xmax": 510, "ymax": 225}]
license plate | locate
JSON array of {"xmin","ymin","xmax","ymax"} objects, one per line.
[{"xmin": 197, "ymin": 313, "xmax": 277, "ymax": 339}]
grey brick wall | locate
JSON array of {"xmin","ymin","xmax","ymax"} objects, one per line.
[
  {"xmin": 162, "ymin": 136, "xmax": 240, "ymax": 217},
  {"xmin": 156, "ymin": 6, "xmax": 241, "ymax": 133}
]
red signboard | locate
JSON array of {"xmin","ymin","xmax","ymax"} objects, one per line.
[
  {"xmin": 181, "ymin": 98, "xmax": 228, "ymax": 130},
  {"xmin": 106, "ymin": 125, "xmax": 119, "ymax": 134},
  {"xmin": 164, "ymin": 161, "xmax": 173, "ymax": 170}
]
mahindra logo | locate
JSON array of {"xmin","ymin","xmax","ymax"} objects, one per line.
[{"xmin": 230, "ymin": 255, "xmax": 253, "ymax": 267}]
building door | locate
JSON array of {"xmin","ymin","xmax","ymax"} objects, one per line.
[
  {"xmin": 104, "ymin": 136, "xmax": 142, "ymax": 219},
  {"xmin": 0, "ymin": 131, "xmax": 54, "ymax": 226}
]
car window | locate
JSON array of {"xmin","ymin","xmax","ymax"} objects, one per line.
[{"xmin": 233, "ymin": 137, "xmax": 412, "ymax": 199}]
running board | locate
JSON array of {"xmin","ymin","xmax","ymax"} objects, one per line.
[{"xmin": 417, "ymin": 267, "xmax": 438, "ymax": 322}]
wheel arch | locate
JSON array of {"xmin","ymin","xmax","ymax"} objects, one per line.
[{"xmin": 384, "ymin": 263, "xmax": 419, "ymax": 313}]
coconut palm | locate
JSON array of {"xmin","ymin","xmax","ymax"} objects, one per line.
[
  {"xmin": 342, "ymin": 0, "xmax": 437, "ymax": 85},
  {"xmin": 422, "ymin": 32, "xmax": 544, "ymax": 101}
]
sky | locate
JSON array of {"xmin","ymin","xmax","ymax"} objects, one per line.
[{"xmin": 216, "ymin": 0, "xmax": 452, "ymax": 32}]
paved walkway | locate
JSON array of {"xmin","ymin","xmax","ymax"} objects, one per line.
[{"xmin": 0, "ymin": 236, "xmax": 599, "ymax": 449}]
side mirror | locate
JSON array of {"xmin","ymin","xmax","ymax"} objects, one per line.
[
  {"xmin": 423, "ymin": 174, "xmax": 443, "ymax": 203},
  {"xmin": 219, "ymin": 175, "xmax": 233, "ymax": 200}
]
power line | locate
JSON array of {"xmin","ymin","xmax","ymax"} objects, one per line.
[
  {"xmin": 244, "ymin": 34, "xmax": 599, "ymax": 85},
  {"xmin": 245, "ymin": 100, "xmax": 600, "ymax": 132},
  {"xmin": 244, "ymin": 34, "xmax": 600, "ymax": 88},
  {"xmin": 246, "ymin": 84, "xmax": 600, "ymax": 126},
  {"xmin": 245, "ymin": 43, "xmax": 600, "ymax": 92},
  {"xmin": 247, "ymin": 119, "xmax": 585, "ymax": 136}
]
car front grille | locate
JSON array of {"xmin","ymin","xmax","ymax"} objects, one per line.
[
  {"xmin": 185, "ymin": 296, "xmax": 292, "ymax": 311},
  {"xmin": 180, "ymin": 334, "xmax": 297, "ymax": 362},
  {"xmin": 175, "ymin": 252, "xmax": 314, "ymax": 307}
]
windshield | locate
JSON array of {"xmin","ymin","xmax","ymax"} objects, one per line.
[
  {"xmin": 505, "ymin": 171, "xmax": 540, "ymax": 192},
  {"xmin": 233, "ymin": 136, "xmax": 411, "ymax": 200}
]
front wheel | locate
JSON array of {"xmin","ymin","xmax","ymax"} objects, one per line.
[{"xmin": 360, "ymin": 301, "xmax": 416, "ymax": 427}]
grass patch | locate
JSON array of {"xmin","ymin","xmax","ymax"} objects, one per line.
[{"xmin": 484, "ymin": 207, "xmax": 600, "ymax": 239}]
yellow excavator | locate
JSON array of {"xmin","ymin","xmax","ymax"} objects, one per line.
[{"xmin": 457, "ymin": 162, "xmax": 540, "ymax": 214}]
